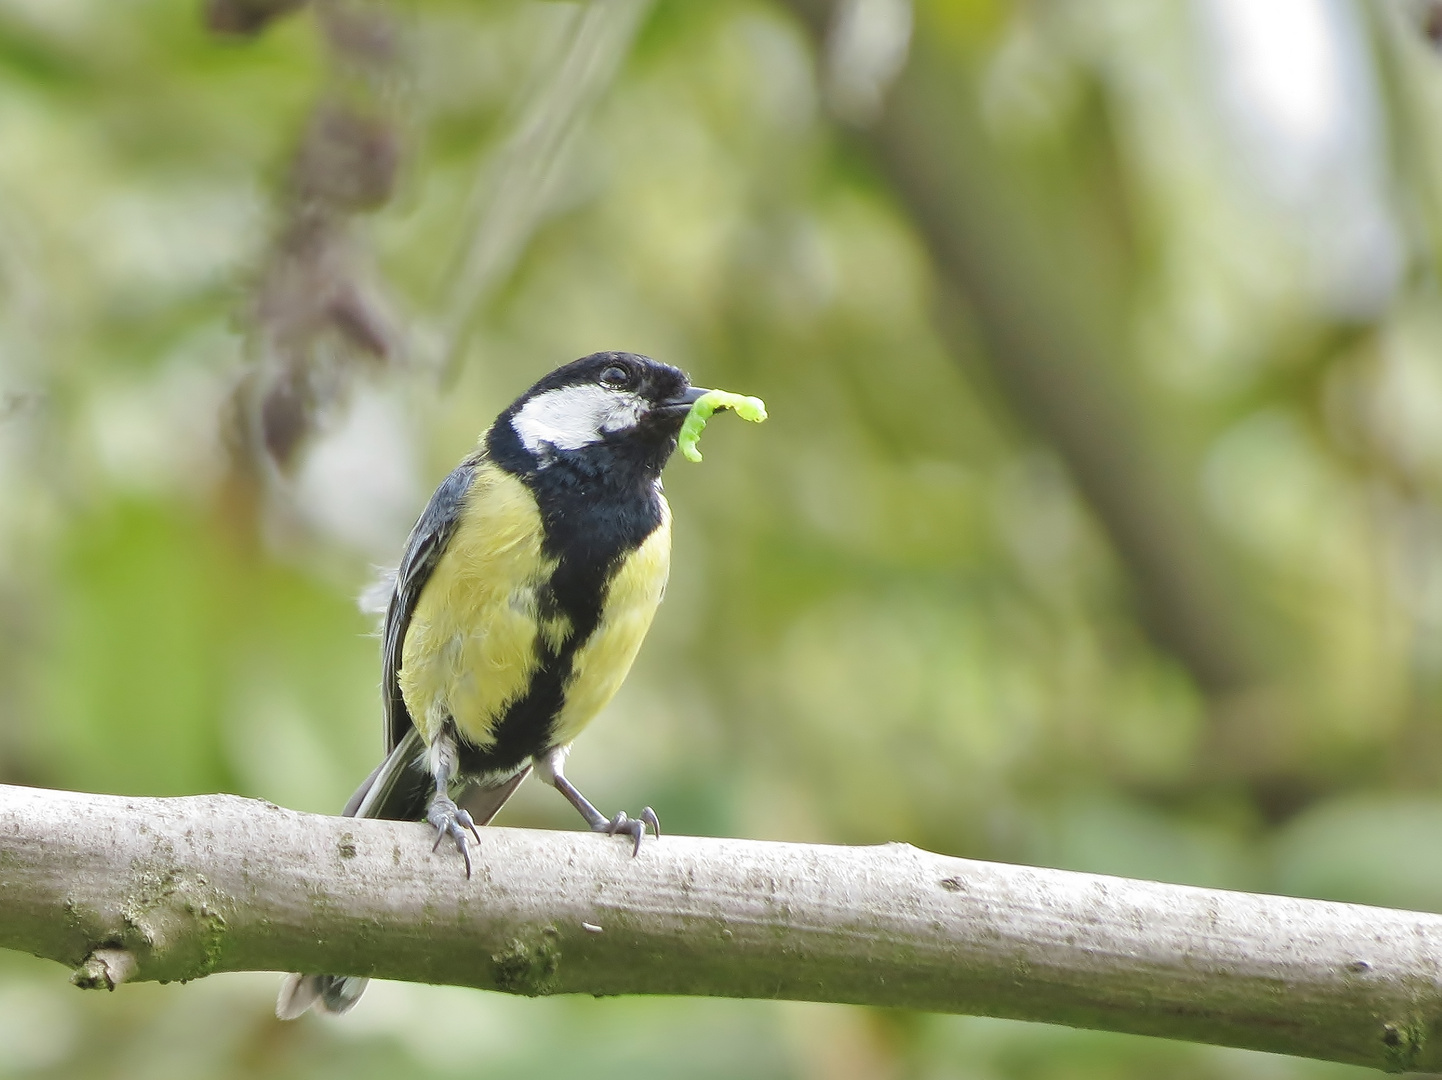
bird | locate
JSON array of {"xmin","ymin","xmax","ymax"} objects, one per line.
[{"xmin": 277, "ymin": 351, "xmax": 709, "ymax": 1019}]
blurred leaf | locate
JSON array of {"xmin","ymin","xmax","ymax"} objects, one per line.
[{"xmin": 1272, "ymin": 794, "xmax": 1442, "ymax": 913}]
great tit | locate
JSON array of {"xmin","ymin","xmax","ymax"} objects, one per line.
[{"xmin": 277, "ymin": 351, "xmax": 708, "ymax": 1019}]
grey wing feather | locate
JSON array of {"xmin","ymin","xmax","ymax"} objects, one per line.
[
  {"xmin": 276, "ymin": 457, "xmax": 518, "ymax": 1023},
  {"xmin": 383, "ymin": 459, "xmax": 478, "ymax": 753},
  {"xmin": 348, "ymin": 727, "xmax": 428, "ymax": 820},
  {"xmin": 276, "ymin": 737, "xmax": 530, "ymax": 1020}
]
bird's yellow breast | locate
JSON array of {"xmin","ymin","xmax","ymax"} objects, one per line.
[
  {"xmin": 397, "ymin": 463, "xmax": 671, "ymax": 755},
  {"xmin": 398, "ymin": 467, "xmax": 558, "ymax": 747},
  {"xmin": 551, "ymin": 498, "xmax": 671, "ymax": 747}
]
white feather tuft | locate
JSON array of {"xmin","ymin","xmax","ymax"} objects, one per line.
[{"xmin": 357, "ymin": 566, "xmax": 397, "ymax": 628}]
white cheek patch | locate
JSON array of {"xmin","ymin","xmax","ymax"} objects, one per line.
[{"xmin": 511, "ymin": 384, "xmax": 645, "ymax": 455}]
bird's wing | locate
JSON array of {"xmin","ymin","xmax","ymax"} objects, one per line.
[
  {"xmin": 383, "ymin": 459, "xmax": 478, "ymax": 754},
  {"xmin": 343, "ymin": 729, "xmax": 532, "ymax": 825},
  {"xmin": 343, "ymin": 726, "xmax": 429, "ymax": 820}
]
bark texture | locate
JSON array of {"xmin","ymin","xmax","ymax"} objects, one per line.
[{"xmin": 1, "ymin": 783, "xmax": 1440, "ymax": 1072}]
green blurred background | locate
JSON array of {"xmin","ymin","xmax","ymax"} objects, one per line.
[{"xmin": 2, "ymin": 0, "xmax": 1441, "ymax": 1076}]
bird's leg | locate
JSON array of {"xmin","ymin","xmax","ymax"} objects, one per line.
[
  {"xmin": 535, "ymin": 746, "xmax": 659, "ymax": 856},
  {"xmin": 426, "ymin": 723, "xmax": 481, "ymax": 877}
]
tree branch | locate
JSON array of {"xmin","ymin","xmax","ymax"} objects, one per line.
[{"xmin": 1, "ymin": 784, "xmax": 1440, "ymax": 1070}]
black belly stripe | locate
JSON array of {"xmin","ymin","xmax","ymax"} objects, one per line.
[
  {"xmin": 454, "ymin": 558, "xmax": 608, "ymax": 775},
  {"xmin": 455, "ymin": 437, "xmax": 665, "ymax": 778}
]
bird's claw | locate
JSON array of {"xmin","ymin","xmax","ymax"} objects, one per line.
[
  {"xmin": 427, "ymin": 796, "xmax": 479, "ymax": 878},
  {"xmin": 595, "ymin": 806, "xmax": 661, "ymax": 856}
]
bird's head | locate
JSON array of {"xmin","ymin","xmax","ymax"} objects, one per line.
[{"xmin": 488, "ymin": 352, "xmax": 707, "ymax": 479}]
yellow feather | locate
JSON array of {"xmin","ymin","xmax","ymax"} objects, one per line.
[
  {"xmin": 398, "ymin": 465, "xmax": 556, "ymax": 748},
  {"xmin": 397, "ymin": 463, "xmax": 672, "ymax": 756},
  {"xmin": 551, "ymin": 496, "xmax": 671, "ymax": 747}
]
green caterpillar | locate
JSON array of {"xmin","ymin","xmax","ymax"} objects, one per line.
[{"xmin": 679, "ymin": 389, "xmax": 768, "ymax": 463}]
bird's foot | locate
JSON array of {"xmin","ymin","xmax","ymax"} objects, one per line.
[
  {"xmin": 593, "ymin": 806, "xmax": 661, "ymax": 856},
  {"xmin": 428, "ymin": 795, "xmax": 481, "ymax": 878}
]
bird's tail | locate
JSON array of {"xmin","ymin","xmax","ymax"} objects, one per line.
[
  {"xmin": 276, "ymin": 972, "xmax": 370, "ymax": 1020},
  {"xmin": 274, "ymin": 730, "xmax": 533, "ymax": 1019},
  {"xmin": 275, "ymin": 730, "xmax": 430, "ymax": 1020}
]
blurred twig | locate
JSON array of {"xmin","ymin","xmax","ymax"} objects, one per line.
[
  {"xmin": 205, "ymin": 0, "xmax": 307, "ymax": 36},
  {"xmin": 1372, "ymin": 3, "xmax": 1442, "ymax": 285},
  {"xmin": 435, "ymin": 0, "xmax": 653, "ymax": 384},
  {"xmin": 0, "ymin": 390, "xmax": 43, "ymax": 422},
  {"xmin": 784, "ymin": 2, "xmax": 1265, "ymax": 702},
  {"xmin": 2, "ymin": 782, "xmax": 1440, "ymax": 1071},
  {"xmin": 222, "ymin": 0, "xmax": 402, "ymax": 474}
]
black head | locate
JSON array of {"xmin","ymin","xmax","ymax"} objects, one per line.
[{"xmin": 486, "ymin": 352, "xmax": 706, "ymax": 481}]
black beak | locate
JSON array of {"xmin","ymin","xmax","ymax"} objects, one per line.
[{"xmin": 659, "ymin": 385, "xmax": 710, "ymax": 414}]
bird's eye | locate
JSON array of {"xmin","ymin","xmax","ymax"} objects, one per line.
[{"xmin": 600, "ymin": 365, "xmax": 631, "ymax": 388}]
